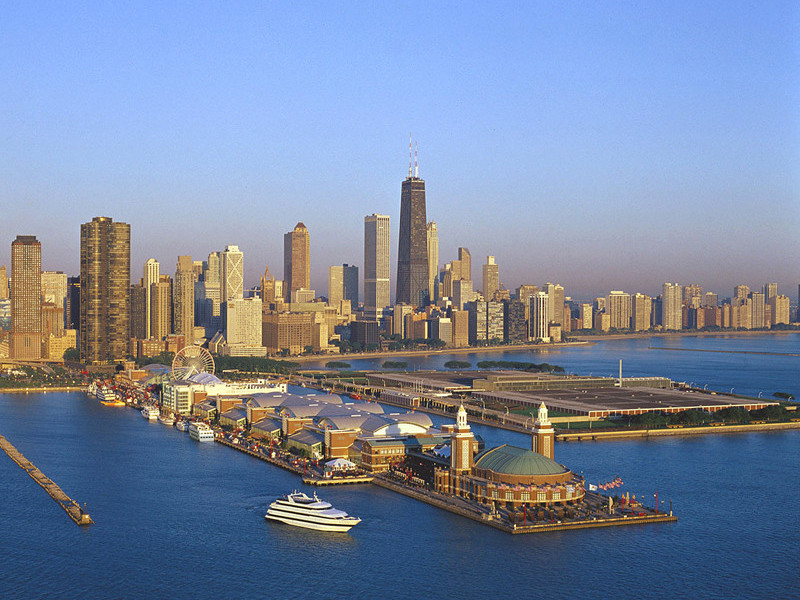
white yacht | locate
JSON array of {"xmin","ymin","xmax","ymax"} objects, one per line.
[
  {"xmin": 188, "ymin": 422, "xmax": 215, "ymax": 442},
  {"xmin": 157, "ymin": 413, "xmax": 175, "ymax": 426},
  {"xmin": 265, "ymin": 491, "xmax": 361, "ymax": 532},
  {"xmin": 175, "ymin": 420, "xmax": 189, "ymax": 432},
  {"xmin": 141, "ymin": 406, "xmax": 159, "ymax": 420}
]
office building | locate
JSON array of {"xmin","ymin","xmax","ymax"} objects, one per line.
[
  {"xmin": 10, "ymin": 235, "xmax": 42, "ymax": 360},
  {"xmin": 427, "ymin": 222, "xmax": 439, "ymax": 302},
  {"xmin": 143, "ymin": 258, "xmax": 159, "ymax": 338},
  {"xmin": 396, "ymin": 151, "xmax": 429, "ymax": 307},
  {"xmin": 262, "ymin": 311, "xmax": 312, "ymax": 355},
  {"xmin": 222, "ymin": 245, "xmax": 244, "ymax": 303},
  {"xmin": 482, "ymin": 256, "xmax": 499, "ymax": 300},
  {"xmin": 750, "ymin": 292, "xmax": 766, "ymax": 329},
  {"xmin": 284, "ymin": 223, "xmax": 310, "ymax": 302},
  {"xmin": 66, "ymin": 276, "xmax": 80, "ymax": 330},
  {"xmin": 130, "ymin": 282, "xmax": 147, "ymax": 340},
  {"xmin": 174, "ymin": 256, "xmax": 195, "ymax": 345},
  {"xmin": 364, "ymin": 214, "xmax": 391, "ymax": 320},
  {"xmin": 0, "ymin": 265, "xmax": 8, "ymax": 300},
  {"xmin": 544, "ymin": 283, "xmax": 565, "ymax": 325},
  {"xmin": 530, "ymin": 291, "xmax": 550, "ymax": 341},
  {"xmin": 503, "ymin": 299, "xmax": 527, "ymax": 343},
  {"xmin": 80, "ymin": 217, "xmax": 130, "ymax": 363},
  {"xmin": 224, "ymin": 297, "xmax": 263, "ymax": 349}
]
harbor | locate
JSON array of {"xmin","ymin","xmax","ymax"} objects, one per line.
[{"xmin": 0, "ymin": 434, "xmax": 93, "ymax": 526}]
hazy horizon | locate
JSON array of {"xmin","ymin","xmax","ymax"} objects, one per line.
[{"xmin": 2, "ymin": 3, "xmax": 798, "ymax": 301}]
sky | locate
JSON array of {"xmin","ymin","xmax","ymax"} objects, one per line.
[{"xmin": 1, "ymin": 1, "xmax": 798, "ymax": 301}]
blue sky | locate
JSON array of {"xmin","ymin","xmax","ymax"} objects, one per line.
[{"xmin": 1, "ymin": 2, "xmax": 798, "ymax": 300}]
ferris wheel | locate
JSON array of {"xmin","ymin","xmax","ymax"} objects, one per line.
[{"xmin": 171, "ymin": 345, "xmax": 215, "ymax": 380}]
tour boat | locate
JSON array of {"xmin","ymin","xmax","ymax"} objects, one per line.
[
  {"xmin": 175, "ymin": 420, "xmax": 189, "ymax": 432},
  {"xmin": 188, "ymin": 422, "xmax": 215, "ymax": 442},
  {"xmin": 158, "ymin": 413, "xmax": 175, "ymax": 426},
  {"xmin": 141, "ymin": 406, "xmax": 159, "ymax": 420},
  {"xmin": 265, "ymin": 491, "xmax": 361, "ymax": 532}
]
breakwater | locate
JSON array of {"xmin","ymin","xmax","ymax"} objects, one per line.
[{"xmin": 0, "ymin": 434, "xmax": 93, "ymax": 526}]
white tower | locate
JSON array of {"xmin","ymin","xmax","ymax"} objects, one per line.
[{"xmin": 531, "ymin": 402, "xmax": 555, "ymax": 460}]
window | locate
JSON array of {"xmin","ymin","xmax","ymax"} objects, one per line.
[
  {"xmin": 520, "ymin": 491, "xmax": 530, "ymax": 502},
  {"xmin": 553, "ymin": 491, "xmax": 561, "ymax": 501},
  {"xmin": 491, "ymin": 489, "xmax": 499, "ymax": 499},
  {"xmin": 537, "ymin": 491, "xmax": 546, "ymax": 502},
  {"xmin": 505, "ymin": 491, "xmax": 513, "ymax": 501}
]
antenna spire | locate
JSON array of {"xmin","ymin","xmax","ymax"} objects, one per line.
[
  {"xmin": 408, "ymin": 133, "xmax": 413, "ymax": 178},
  {"xmin": 414, "ymin": 141, "xmax": 419, "ymax": 178}
]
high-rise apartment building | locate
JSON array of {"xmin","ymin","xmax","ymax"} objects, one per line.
[
  {"xmin": 482, "ymin": 256, "xmax": 499, "ymax": 300},
  {"xmin": 80, "ymin": 217, "xmax": 130, "ymax": 363},
  {"xmin": 130, "ymin": 283, "xmax": 147, "ymax": 340},
  {"xmin": 143, "ymin": 258, "xmax": 159, "ymax": 338},
  {"xmin": 545, "ymin": 283, "xmax": 565, "ymax": 325},
  {"xmin": 222, "ymin": 245, "xmax": 244, "ymax": 303},
  {"xmin": 632, "ymin": 293, "xmax": 652, "ymax": 331},
  {"xmin": 396, "ymin": 154, "xmax": 429, "ymax": 307},
  {"xmin": 607, "ymin": 291, "xmax": 632, "ymax": 330},
  {"xmin": 10, "ymin": 235, "xmax": 42, "ymax": 360},
  {"xmin": 579, "ymin": 303, "xmax": 593, "ymax": 330},
  {"xmin": 750, "ymin": 292, "xmax": 766, "ymax": 329},
  {"xmin": 662, "ymin": 283, "xmax": 682, "ymax": 331},
  {"xmin": 683, "ymin": 284, "xmax": 703, "ymax": 308},
  {"xmin": 704, "ymin": 292, "xmax": 718, "ymax": 308},
  {"xmin": 174, "ymin": 256, "xmax": 195, "ymax": 345},
  {"xmin": 503, "ymin": 299, "xmax": 527, "ymax": 342},
  {"xmin": 734, "ymin": 285, "xmax": 750, "ymax": 302},
  {"xmin": 426, "ymin": 222, "xmax": 438, "ymax": 303},
  {"xmin": 763, "ymin": 283, "xmax": 778, "ymax": 302},
  {"xmin": 770, "ymin": 295, "xmax": 790, "ymax": 325},
  {"xmin": 150, "ymin": 276, "xmax": 172, "ymax": 340},
  {"xmin": 364, "ymin": 214, "xmax": 391, "ymax": 320}
]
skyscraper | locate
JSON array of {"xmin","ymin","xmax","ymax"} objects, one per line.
[
  {"xmin": 174, "ymin": 255, "xmax": 195, "ymax": 344},
  {"xmin": 0, "ymin": 265, "xmax": 8, "ymax": 300},
  {"xmin": 328, "ymin": 265, "xmax": 344, "ymax": 307},
  {"xmin": 364, "ymin": 213, "xmax": 390, "ymax": 320},
  {"xmin": 342, "ymin": 264, "xmax": 358, "ymax": 306},
  {"xmin": 283, "ymin": 223, "xmax": 310, "ymax": 302},
  {"xmin": 530, "ymin": 291, "xmax": 550, "ymax": 341},
  {"xmin": 427, "ymin": 222, "xmax": 438, "ymax": 303},
  {"xmin": 221, "ymin": 245, "xmax": 244, "ymax": 303},
  {"xmin": 662, "ymin": 283, "xmax": 682, "ymax": 331},
  {"xmin": 10, "ymin": 235, "xmax": 42, "ymax": 360},
  {"xmin": 482, "ymin": 256, "xmax": 499, "ymax": 300},
  {"xmin": 150, "ymin": 276, "xmax": 172, "ymax": 340},
  {"xmin": 143, "ymin": 258, "xmax": 159, "ymax": 338},
  {"xmin": 607, "ymin": 291, "xmax": 632, "ymax": 330},
  {"xmin": 396, "ymin": 145, "xmax": 429, "ymax": 307},
  {"xmin": 80, "ymin": 217, "xmax": 130, "ymax": 363},
  {"xmin": 457, "ymin": 247, "xmax": 471, "ymax": 283},
  {"xmin": 41, "ymin": 271, "xmax": 68, "ymax": 328}
]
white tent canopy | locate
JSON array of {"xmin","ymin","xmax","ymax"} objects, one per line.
[{"xmin": 325, "ymin": 458, "xmax": 356, "ymax": 469}]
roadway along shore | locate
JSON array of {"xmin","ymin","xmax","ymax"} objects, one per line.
[
  {"xmin": 556, "ymin": 420, "xmax": 800, "ymax": 442},
  {"xmin": 290, "ymin": 341, "xmax": 590, "ymax": 364}
]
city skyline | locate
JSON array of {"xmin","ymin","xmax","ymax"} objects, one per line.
[{"xmin": 1, "ymin": 3, "xmax": 798, "ymax": 298}]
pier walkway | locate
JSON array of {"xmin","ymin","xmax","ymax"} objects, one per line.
[{"xmin": 0, "ymin": 435, "xmax": 93, "ymax": 526}]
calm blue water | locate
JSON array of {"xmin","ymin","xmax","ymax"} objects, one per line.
[{"xmin": 1, "ymin": 334, "xmax": 799, "ymax": 599}]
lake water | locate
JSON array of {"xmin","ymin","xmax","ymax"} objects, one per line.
[{"xmin": 1, "ymin": 333, "xmax": 798, "ymax": 599}]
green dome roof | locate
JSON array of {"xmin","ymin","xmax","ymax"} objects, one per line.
[{"xmin": 474, "ymin": 444, "xmax": 568, "ymax": 476}]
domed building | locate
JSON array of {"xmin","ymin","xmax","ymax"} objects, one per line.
[{"xmin": 434, "ymin": 404, "xmax": 585, "ymax": 508}]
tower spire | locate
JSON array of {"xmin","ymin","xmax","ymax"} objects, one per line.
[
  {"xmin": 408, "ymin": 133, "xmax": 413, "ymax": 178},
  {"xmin": 414, "ymin": 141, "xmax": 419, "ymax": 178}
]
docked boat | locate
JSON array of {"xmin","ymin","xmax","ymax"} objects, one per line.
[
  {"xmin": 175, "ymin": 420, "xmax": 189, "ymax": 432},
  {"xmin": 188, "ymin": 422, "xmax": 215, "ymax": 442},
  {"xmin": 158, "ymin": 413, "xmax": 175, "ymax": 426},
  {"xmin": 141, "ymin": 406, "xmax": 159, "ymax": 420},
  {"xmin": 265, "ymin": 491, "xmax": 361, "ymax": 532}
]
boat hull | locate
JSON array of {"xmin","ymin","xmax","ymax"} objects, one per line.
[{"xmin": 265, "ymin": 511, "xmax": 360, "ymax": 533}]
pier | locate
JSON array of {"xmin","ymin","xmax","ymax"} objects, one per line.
[
  {"xmin": 373, "ymin": 476, "xmax": 676, "ymax": 534},
  {"xmin": 0, "ymin": 435, "xmax": 93, "ymax": 526}
]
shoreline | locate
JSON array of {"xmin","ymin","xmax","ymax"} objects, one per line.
[
  {"xmin": 0, "ymin": 386, "xmax": 86, "ymax": 394},
  {"xmin": 291, "ymin": 341, "xmax": 590, "ymax": 364},
  {"xmin": 571, "ymin": 329, "xmax": 799, "ymax": 342}
]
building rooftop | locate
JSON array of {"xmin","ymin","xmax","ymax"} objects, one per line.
[{"xmin": 474, "ymin": 444, "xmax": 568, "ymax": 477}]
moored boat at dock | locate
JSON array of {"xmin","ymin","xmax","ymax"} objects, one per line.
[
  {"xmin": 175, "ymin": 420, "xmax": 189, "ymax": 432},
  {"xmin": 158, "ymin": 413, "xmax": 175, "ymax": 426},
  {"xmin": 141, "ymin": 406, "xmax": 159, "ymax": 420},
  {"xmin": 265, "ymin": 491, "xmax": 361, "ymax": 532},
  {"xmin": 188, "ymin": 422, "xmax": 215, "ymax": 442}
]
